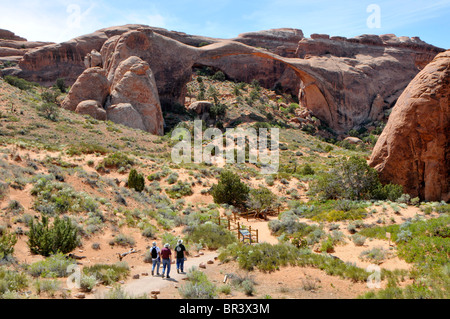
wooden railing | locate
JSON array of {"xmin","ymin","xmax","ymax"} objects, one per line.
[{"xmin": 210, "ymin": 215, "xmax": 259, "ymax": 244}]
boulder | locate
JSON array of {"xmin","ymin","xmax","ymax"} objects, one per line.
[
  {"xmin": 369, "ymin": 50, "xmax": 450, "ymax": 202},
  {"xmin": 108, "ymin": 56, "xmax": 164, "ymax": 135},
  {"xmin": 75, "ymin": 100, "xmax": 107, "ymax": 120},
  {"xmin": 61, "ymin": 67, "xmax": 109, "ymax": 111},
  {"xmin": 106, "ymin": 103, "xmax": 147, "ymax": 132},
  {"xmin": 84, "ymin": 49, "xmax": 102, "ymax": 68}
]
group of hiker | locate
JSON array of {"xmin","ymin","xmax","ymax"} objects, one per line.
[{"xmin": 149, "ymin": 239, "xmax": 186, "ymax": 279}]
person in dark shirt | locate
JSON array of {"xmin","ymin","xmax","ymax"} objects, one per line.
[
  {"xmin": 160, "ymin": 243, "xmax": 172, "ymax": 279},
  {"xmin": 175, "ymin": 239, "xmax": 187, "ymax": 274}
]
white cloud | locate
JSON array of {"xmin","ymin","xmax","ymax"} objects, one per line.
[{"xmin": 0, "ymin": 0, "xmax": 104, "ymax": 42}]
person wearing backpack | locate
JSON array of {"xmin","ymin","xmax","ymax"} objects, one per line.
[
  {"xmin": 150, "ymin": 242, "xmax": 161, "ymax": 276},
  {"xmin": 160, "ymin": 243, "xmax": 172, "ymax": 279},
  {"xmin": 175, "ymin": 239, "xmax": 187, "ymax": 274}
]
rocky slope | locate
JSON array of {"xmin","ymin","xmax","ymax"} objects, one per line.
[{"xmin": 369, "ymin": 50, "xmax": 450, "ymax": 202}]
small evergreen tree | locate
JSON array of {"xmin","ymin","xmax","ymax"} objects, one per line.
[
  {"xmin": 211, "ymin": 170, "xmax": 249, "ymax": 208},
  {"xmin": 128, "ymin": 169, "xmax": 145, "ymax": 192},
  {"xmin": 27, "ymin": 215, "xmax": 79, "ymax": 257}
]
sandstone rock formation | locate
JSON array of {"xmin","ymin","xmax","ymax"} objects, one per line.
[
  {"xmin": 107, "ymin": 56, "xmax": 164, "ymax": 135},
  {"xmin": 61, "ymin": 67, "xmax": 109, "ymax": 111},
  {"xmin": 75, "ymin": 100, "xmax": 107, "ymax": 121},
  {"xmin": 2, "ymin": 25, "xmax": 445, "ymax": 134},
  {"xmin": 369, "ymin": 50, "xmax": 450, "ymax": 202},
  {"xmin": 61, "ymin": 56, "xmax": 164, "ymax": 135},
  {"xmin": 0, "ymin": 29, "xmax": 53, "ymax": 66},
  {"xmin": 233, "ymin": 28, "xmax": 304, "ymax": 57}
]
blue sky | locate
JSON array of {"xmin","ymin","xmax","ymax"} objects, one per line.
[{"xmin": 1, "ymin": 0, "xmax": 449, "ymax": 49}]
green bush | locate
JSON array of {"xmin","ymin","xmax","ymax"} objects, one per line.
[
  {"xmin": 166, "ymin": 181, "xmax": 193, "ymax": 199},
  {"xmin": 83, "ymin": 262, "xmax": 130, "ymax": 286},
  {"xmin": 55, "ymin": 78, "xmax": 67, "ymax": 93},
  {"xmin": 128, "ymin": 169, "xmax": 145, "ymax": 192},
  {"xmin": 312, "ymin": 208, "xmax": 367, "ymax": 222},
  {"xmin": 27, "ymin": 216, "xmax": 80, "ymax": 257},
  {"xmin": 36, "ymin": 103, "xmax": 59, "ymax": 121},
  {"xmin": 211, "ymin": 71, "xmax": 226, "ymax": 81},
  {"xmin": 372, "ymin": 183, "xmax": 404, "ymax": 201},
  {"xmin": 300, "ymin": 163, "xmax": 315, "ymax": 176},
  {"xmin": 98, "ymin": 152, "xmax": 134, "ymax": 170},
  {"xmin": 0, "ymin": 267, "xmax": 29, "ymax": 296},
  {"xmin": 4, "ymin": 75, "xmax": 35, "ymax": 90},
  {"xmin": 310, "ymin": 156, "xmax": 382, "ymax": 200},
  {"xmin": 67, "ymin": 142, "xmax": 109, "ymax": 156},
  {"xmin": 219, "ymin": 242, "xmax": 301, "ymax": 273},
  {"xmin": 247, "ymin": 186, "xmax": 277, "ymax": 217},
  {"xmin": 186, "ymin": 223, "xmax": 236, "ymax": 250},
  {"xmin": 0, "ymin": 231, "xmax": 17, "ymax": 261},
  {"xmin": 28, "ymin": 253, "xmax": 75, "ymax": 278},
  {"xmin": 179, "ymin": 267, "xmax": 217, "ymax": 299},
  {"xmin": 211, "ymin": 170, "xmax": 250, "ymax": 208},
  {"xmin": 110, "ymin": 234, "xmax": 135, "ymax": 247}
]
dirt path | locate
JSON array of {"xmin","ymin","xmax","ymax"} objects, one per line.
[{"xmin": 89, "ymin": 251, "xmax": 219, "ymax": 298}]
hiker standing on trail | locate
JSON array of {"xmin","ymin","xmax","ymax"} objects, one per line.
[
  {"xmin": 175, "ymin": 239, "xmax": 187, "ymax": 274},
  {"xmin": 150, "ymin": 242, "xmax": 161, "ymax": 276},
  {"xmin": 161, "ymin": 243, "xmax": 172, "ymax": 279}
]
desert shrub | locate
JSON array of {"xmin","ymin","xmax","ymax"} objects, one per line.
[
  {"xmin": 179, "ymin": 267, "xmax": 217, "ymax": 299},
  {"xmin": 110, "ymin": 234, "xmax": 135, "ymax": 247},
  {"xmin": 372, "ymin": 183, "xmax": 404, "ymax": 201},
  {"xmin": 33, "ymin": 278, "xmax": 62, "ymax": 296},
  {"xmin": 28, "ymin": 253, "xmax": 75, "ymax": 278},
  {"xmin": 31, "ymin": 177, "xmax": 99, "ymax": 215},
  {"xmin": 36, "ymin": 103, "xmax": 59, "ymax": 121},
  {"xmin": 246, "ymin": 186, "xmax": 277, "ymax": 217},
  {"xmin": 241, "ymin": 279, "xmax": 256, "ymax": 296},
  {"xmin": 352, "ymin": 234, "xmax": 367, "ymax": 246},
  {"xmin": 211, "ymin": 71, "xmax": 226, "ymax": 82},
  {"xmin": 312, "ymin": 208, "xmax": 367, "ymax": 222},
  {"xmin": 80, "ymin": 274, "xmax": 98, "ymax": 292},
  {"xmin": 0, "ymin": 231, "xmax": 17, "ymax": 261},
  {"xmin": 98, "ymin": 152, "xmax": 134, "ymax": 170},
  {"xmin": 359, "ymin": 247, "xmax": 390, "ymax": 265},
  {"xmin": 40, "ymin": 89, "xmax": 60, "ymax": 104},
  {"xmin": 55, "ymin": 78, "xmax": 67, "ymax": 93},
  {"xmin": 211, "ymin": 170, "xmax": 250, "ymax": 208},
  {"xmin": 398, "ymin": 236, "xmax": 449, "ymax": 266},
  {"xmin": 166, "ymin": 172, "xmax": 179, "ymax": 184},
  {"xmin": 4, "ymin": 75, "xmax": 35, "ymax": 90},
  {"xmin": 320, "ymin": 237, "xmax": 335, "ymax": 253},
  {"xmin": 66, "ymin": 142, "xmax": 109, "ymax": 156},
  {"xmin": 6, "ymin": 200, "xmax": 24, "ymax": 214},
  {"xmin": 268, "ymin": 211, "xmax": 319, "ymax": 236},
  {"xmin": 0, "ymin": 267, "xmax": 29, "ymax": 296},
  {"xmin": 219, "ymin": 242, "xmax": 301, "ymax": 273},
  {"xmin": 128, "ymin": 169, "xmax": 145, "ymax": 192},
  {"xmin": 83, "ymin": 262, "xmax": 130, "ymax": 286},
  {"xmin": 166, "ymin": 181, "xmax": 193, "ymax": 199},
  {"xmin": 300, "ymin": 163, "xmax": 315, "ymax": 176},
  {"xmin": 186, "ymin": 223, "xmax": 236, "ymax": 250},
  {"xmin": 27, "ymin": 216, "xmax": 80, "ymax": 257},
  {"xmin": 310, "ymin": 156, "xmax": 382, "ymax": 200}
]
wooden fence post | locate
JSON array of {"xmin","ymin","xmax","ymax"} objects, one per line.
[{"xmin": 237, "ymin": 222, "xmax": 240, "ymax": 242}]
